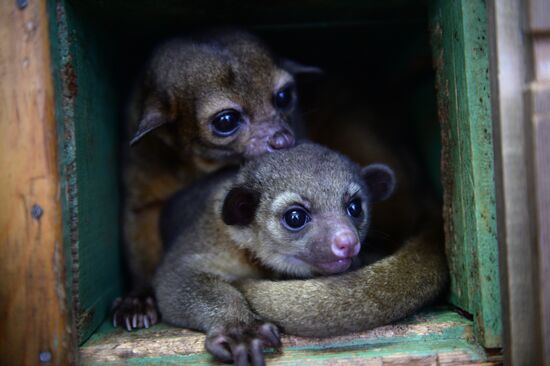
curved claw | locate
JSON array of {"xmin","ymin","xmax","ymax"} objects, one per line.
[
  {"xmin": 205, "ymin": 322, "xmax": 281, "ymax": 366},
  {"xmin": 250, "ymin": 339, "xmax": 266, "ymax": 366},
  {"xmin": 258, "ymin": 323, "xmax": 282, "ymax": 349},
  {"xmin": 233, "ymin": 344, "xmax": 249, "ymax": 366},
  {"xmin": 205, "ymin": 334, "xmax": 233, "ymax": 362},
  {"xmin": 111, "ymin": 293, "xmax": 160, "ymax": 331}
]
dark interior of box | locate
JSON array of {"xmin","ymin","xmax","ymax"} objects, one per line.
[{"xmin": 58, "ymin": 0, "xmax": 443, "ymax": 347}]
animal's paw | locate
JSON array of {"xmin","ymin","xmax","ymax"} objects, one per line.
[
  {"xmin": 111, "ymin": 293, "xmax": 159, "ymax": 331},
  {"xmin": 205, "ymin": 321, "xmax": 281, "ymax": 366}
]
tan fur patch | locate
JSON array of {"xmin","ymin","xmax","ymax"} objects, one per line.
[
  {"xmin": 270, "ymin": 191, "xmax": 304, "ymax": 213},
  {"xmin": 273, "ymin": 70, "xmax": 294, "ymax": 91}
]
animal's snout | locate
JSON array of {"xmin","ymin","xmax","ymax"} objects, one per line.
[
  {"xmin": 331, "ymin": 230, "xmax": 360, "ymax": 258},
  {"xmin": 268, "ymin": 130, "xmax": 295, "ymax": 150}
]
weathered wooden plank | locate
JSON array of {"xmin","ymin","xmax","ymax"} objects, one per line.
[
  {"xmin": 48, "ymin": 0, "xmax": 123, "ymax": 343},
  {"xmin": 0, "ymin": 1, "xmax": 75, "ymax": 365},
  {"xmin": 431, "ymin": 0, "xmax": 470, "ymax": 316},
  {"xmin": 80, "ymin": 310, "xmax": 498, "ymax": 365},
  {"xmin": 529, "ymin": 89, "xmax": 550, "ymax": 366},
  {"xmin": 459, "ymin": 0, "xmax": 501, "ymax": 349},
  {"xmin": 430, "ymin": 0, "xmax": 501, "ymax": 348},
  {"xmin": 527, "ymin": 0, "xmax": 550, "ymax": 33},
  {"xmin": 532, "ymin": 37, "xmax": 550, "ymax": 81},
  {"xmin": 526, "ymin": 67, "xmax": 550, "ymax": 365},
  {"xmin": 486, "ymin": 0, "xmax": 543, "ymax": 363}
]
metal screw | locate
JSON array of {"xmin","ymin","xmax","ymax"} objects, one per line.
[
  {"xmin": 31, "ymin": 204, "xmax": 43, "ymax": 220},
  {"xmin": 39, "ymin": 351, "xmax": 52, "ymax": 363},
  {"xmin": 16, "ymin": 0, "xmax": 28, "ymax": 10}
]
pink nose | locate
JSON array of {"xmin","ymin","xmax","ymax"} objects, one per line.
[
  {"xmin": 268, "ymin": 130, "xmax": 295, "ymax": 150},
  {"xmin": 331, "ymin": 231, "xmax": 360, "ymax": 258}
]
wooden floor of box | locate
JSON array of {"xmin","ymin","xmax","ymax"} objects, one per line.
[{"xmin": 80, "ymin": 308, "xmax": 501, "ymax": 365}]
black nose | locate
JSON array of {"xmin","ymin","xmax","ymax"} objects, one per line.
[{"xmin": 268, "ymin": 130, "xmax": 295, "ymax": 150}]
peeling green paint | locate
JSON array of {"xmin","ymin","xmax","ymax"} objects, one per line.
[
  {"xmin": 81, "ymin": 310, "xmax": 490, "ymax": 365},
  {"xmin": 83, "ymin": 340, "xmax": 485, "ymax": 366},
  {"xmin": 430, "ymin": 0, "xmax": 502, "ymax": 348},
  {"xmin": 48, "ymin": 0, "xmax": 122, "ymax": 345},
  {"xmin": 47, "ymin": 0, "xmax": 501, "ymax": 355}
]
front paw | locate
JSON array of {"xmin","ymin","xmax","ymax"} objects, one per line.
[
  {"xmin": 205, "ymin": 321, "xmax": 281, "ymax": 366},
  {"xmin": 111, "ymin": 294, "xmax": 159, "ymax": 331}
]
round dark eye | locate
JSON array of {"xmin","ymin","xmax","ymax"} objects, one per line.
[
  {"xmin": 274, "ymin": 85, "xmax": 294, "ymax": 110},
  {"xmin": 283, "ymin": 208, "xmax": 310, "ymax": 231},
  {"xmin": 347, "ymin": 198, "xmax": 363, "ymax": 218},
  {"xmin": 212, "ymin": 110, "xmax": 242, "ymax": 137}
]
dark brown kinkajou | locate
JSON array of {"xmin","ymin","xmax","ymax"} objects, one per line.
[
  {"xmin": 237, "ymin": 81, "xmax": 449, "ymax": 337},
  {"xmin": 154, "ymin": 143, "xmax": 396, "ymax": 365},
  {"xmin": 115, "ymin": 30, "xmax": 320, "ymax": 329}
]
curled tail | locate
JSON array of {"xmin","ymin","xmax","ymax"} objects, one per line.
[{"xmin": 238, "ymin": 224, "xmax": 448, "ymax": 337}]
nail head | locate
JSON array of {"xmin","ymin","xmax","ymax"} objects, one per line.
[
  {"xmin": 39, "ymin": 351, "xmax": 52, "ymax": 363},
  {"xmin": 31, "ymin": 204, "xmax": 43, "ymax": 220},
  {"xmin": 16, "ymin": 0, "xmax": 28, "ymax": 10}
]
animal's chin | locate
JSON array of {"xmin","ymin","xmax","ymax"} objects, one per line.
[
  {"xmin": 270, "ymin": 255, "xmax": 314, "ymax": 278},
  {"xmin": 244, "ymin": 138, "xmax": 296, "ymax": 158},
  {"xmin": 244, "ymin": 145, "xmax": 273, "ymax": 159},
  {"xmin": 313, "ymin": 259, "xmax": 353, "ymax": 274},
  {"xmin": 192, "ymin": 145, "xmax": 241, "ymax": 168},
  {"xmin": 289, "ymin": 256, "xmax": 352, "ymax": 276}
]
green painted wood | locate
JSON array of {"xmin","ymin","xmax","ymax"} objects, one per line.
[
  {"xmin": 83, "ymin": 340, "xmax": 486, "ymax": 366},
  {"xmin": 430, "ymin": 0, "xmax": 501, "ymax": 348},
  {"xmin": 81, "ymin": 309, "xmax": 493, "ymax": 365},
  {"xmin": 46, "ymin": 0, "xmax": 500, "ymax": 351},
  {"xmin": 48, "ymin": 0, "xmax": 122, "ymax": 344}
]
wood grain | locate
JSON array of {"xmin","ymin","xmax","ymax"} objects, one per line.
[
  {"xmin": 431, "ymin": 0, "xmax": 501, "ymax": 348},
  {"xmin": 525, "ymin": 2, "xmax": 550, "ymax": 363},
  {"xmin": 487, "ymin": 0, "xmax": 547, "ymax": 364},
  {"xmin": 527, "ymin": 70, "xmax": 550, "ymax": 366},
  {"xmin": 0, "ymin": 1, "xmax": 75, "ymax": 365},
  {"xmin": 48, "ymin": 0, "xmax": 123, "ymax": 343},
  {"xmin": 80, "ymin": 310, "xmax": 500, "ymax": 365},
  {"xmin": 527, "ymin": 0, "xmax": 550, "ymax": 34},
  {"xmin": 530, "ymin": 91, "xmax": 550, "ymax": 366}
]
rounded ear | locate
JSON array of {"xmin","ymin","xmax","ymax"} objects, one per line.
[
  {"xmin": 222, "ymin": 186, "xmax": 261, "ymax": 226},
  {"xmin": 361, "ymin": 164, "xmax": 396, "ymax": 203},
  {"xmin": 280, "ymin": 59, "xmax": 323, "ymax": 76}
]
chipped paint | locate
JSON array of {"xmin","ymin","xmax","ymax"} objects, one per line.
[
  {"xmin": 80, "ymin": 309, "xmax": 496, "ymax": 365},
  {"xmin": 430, "ymin": 0, "xmax": 501, "ymax": 348},
  {"xmin": 48, "ymin": 0, "xmax": 122, "ymax": 345}
]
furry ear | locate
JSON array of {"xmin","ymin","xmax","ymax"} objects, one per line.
[
  {"xmin": 129, "ymin": 102, "xmax": 169, "ymax": 146},
  {"xmin": 361, "ymin": 164, "xmax": 396, "ymax": 203},
  {"xmin": 280, "ymin": 59, "xmax": 323, "ymax": 75},
  {"xmin": 222, "ymin": 186, "xmax": 261, "ymax": 226}
]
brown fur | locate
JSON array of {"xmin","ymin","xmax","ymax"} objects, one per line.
[
  {"xmin": 123, "ymin": 30, "xmax": 300, "ymax": 285},
  {"xmin": 121, "ymin": 30, "xmax": 447, "ymax": 354},
  {"xmin": 116, "ymin": 30, "xmax": 320, "ymax": 329}
]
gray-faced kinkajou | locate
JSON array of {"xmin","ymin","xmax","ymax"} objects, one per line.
[
  {"xmin": 237, "ymin": 79, "xmax": 449, "ymax": 338},
  {"xmin": 238, "ymin": 218, "xmax": 448, "ymax": 337},
  {"xmin": 114, "ymin": 30, "xmax": 321, "ymax": 329},
  {"xmin": 154, "ymin": 142, "xmax": 397, "ymax": 365}
]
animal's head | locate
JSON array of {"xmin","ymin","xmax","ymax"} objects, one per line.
[
  {"xmin": 221, "ymin": 143, "xmax": 396, "ymax": 277},
  {"xmin": 130, "ymin": 30, "xmax": 321, "ymax": 169}
]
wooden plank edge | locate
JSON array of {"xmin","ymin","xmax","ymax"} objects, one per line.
[{"xmin": 0, "ymin": 0, "xmax": 76, "ymax": 365}]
